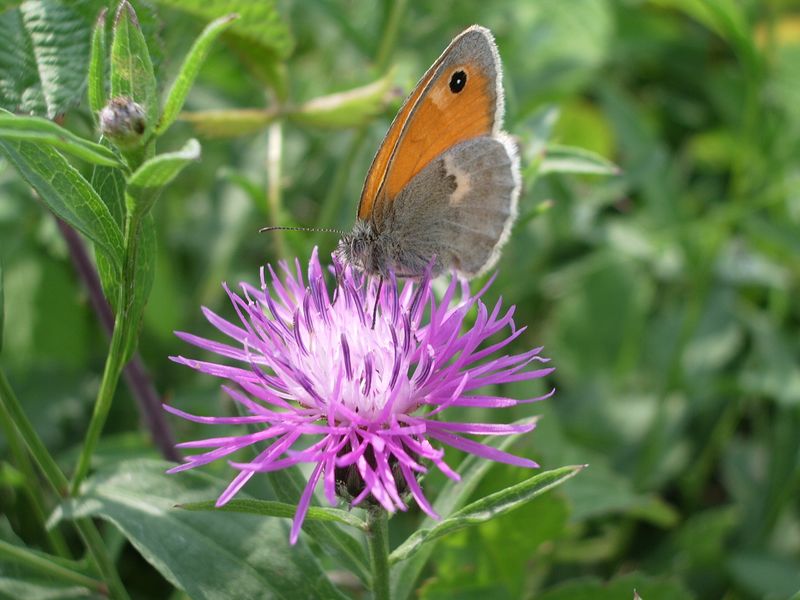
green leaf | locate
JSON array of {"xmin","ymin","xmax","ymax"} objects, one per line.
[
  {"xmin": 120, "ymin": 213, "xmax": 156, "ymax": 362},
  {"xmin": 179, "ymin": 498, "xmax": 368, "ymax": 530},
  {"xmin": 289, "ymin": 71, "xmax": 396, "ymax": 129},
  {"xmin": 391, "ymin": 418, "xmax": 539, "ymax": 600},
  {"xmin": 87, "ymin": 8, "xmax": 107, "ymax": 116},
  {"xmin": 156, "ymin": 13, "xmax": 238, "ymax": 135},
  {"xmin": 126, "ymin": 138, "xmax": 200, "ymax": 218},
  {"xmin": 0, "ymin": 2, "xmax": 92, "ymax": 117},
  {"xmin": 110, "ymin": 0, "xmax": 157, "ymax": 139},
  {"xmin": 179, "ymin": 108, "xmax": 278, "ymax": 138},
  {"xmin": 150, "ymin": 0, "xmax": 293, "ymax": 60},
  {"xmin": 53, "ymin": 459, "xmax": 348, "ymax": 600},
  {"xmin": 536, "ymin": 572, "xmax": 693, "ymax": 600},
  {"xmin": 0, "ymin": 263, "xmax": 4, "ymax": 356},
  {"xmin": 264, "ymin": 467, "xmax": 371, "ymax": 585},
  {"xmin": 0, "ymin": 111, "xmax": 124, "ymax": 168},
  {"xmin": 0, "ymin": 138, "xmax": 124, "ymax": 272},
  {"xmin": 390, "ymin": 465, "xmax": 584, "ymax": 565},
  {"xmin": 539, "ymin": 144, "xmax": 620, "ymax": 176}
]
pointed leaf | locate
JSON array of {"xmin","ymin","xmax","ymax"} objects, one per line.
[
  {"xmin": 390, "ymin": 465, "xmax": 584, "ymax": 564},
  {"xmin": 0, "ymin": 138, "xmax": 123, "ymax": 272},
  {"xmin": 179, "ymin": 498, "xmax": 368, "ymax": 530},
  {"xmin": 126, "ymin": 138, "xmax": 200, "ymax": 217},
  {"xmin": 87, "ymin": 8, "xmax": 107, "ymax": 116},
  {"xmin": 0, "ymin": 111, "xmax": 124, "ymax": 167},
  {"xmin": 539, "ymin": 144, "xmax": 620, "ymax": 176},
  {"xmin": 52, "ymin": 459, "xmax": 348, "ymax": 600},
  {"xmin": 110, "ymin": 1, "xmax": 157, "ymax": 139},
  {"xmin": 157, "ymin": 13, "xmax": 238, "ymax": 135}
]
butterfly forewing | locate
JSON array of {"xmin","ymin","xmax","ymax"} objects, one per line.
[{"xmin": 358, "ymin": 26, "xmax": 502, "ymax": 226}]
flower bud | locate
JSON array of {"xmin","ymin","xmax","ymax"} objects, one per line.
[{"xmin": 99, "ymin": 96, "xmax": 146, "ymax": 147}]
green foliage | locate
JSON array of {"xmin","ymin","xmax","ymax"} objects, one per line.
[
  {"xmin": 178, "ymin": 498, "xmax": 368, "ymax": 530},
  {"xmin": 1, "ymin": 0, "xmax": 800, "ymax": 599},
  {"xmin": 0, "ymin": 111, "xmax": 123, "ymax": 167},
  {"xmin": 110, "ymin": 1, "xmax": 157, "ymax": 141},
  {"xmin": 0, "ymin": 137, "xmax": 124, "ymax": 272},
  {"xmin": 87, "ymin": 8, "xmax": 107, "ymax": 116},
  {"xmin": 156, "ymin": 13, "xmax": 238, "ymax": 135},
  {"xmin": 0, "ymin": 2, "xmax": 92, "ymax": 117},
  {"xmin": 54, "ymin": 459, "xmax": 349, "ymax": 600}
]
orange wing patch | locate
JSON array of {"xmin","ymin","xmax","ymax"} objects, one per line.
[
  {"xmin": 379, "ymin": 67, "xmax": 493, "ymax": 202},
  {"xmin": 357, "ymin": 66, "xmax": 438, "ymax": 221},
  {"xmin": 357, "ymin": 26, "xmax": 500, "ymax": 224}
]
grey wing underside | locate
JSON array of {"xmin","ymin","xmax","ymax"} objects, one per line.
[{"xmin": 385, "ymin": 134, "xmax": 521, "ymax": 278}]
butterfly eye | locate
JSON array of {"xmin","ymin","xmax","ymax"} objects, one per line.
[{"xmin": 449, "ymin": 70, "xmax": 467, "ymax": 93}]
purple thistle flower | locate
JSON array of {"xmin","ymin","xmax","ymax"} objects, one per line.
[{"xmin": 166, "ymin": 248, "xmax": 554, "ymax": 544}]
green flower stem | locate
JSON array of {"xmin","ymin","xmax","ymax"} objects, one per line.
[
  {"xmin": 70, "ymin": 213, "xmax": 144, "ymax": 496},
  {"xmin": 68, "ymin": 306, "xmax": 128, "ymax": 495},
  {"xmin": 0, "ymin": 368, "xmax": 130, "ymax": 600},
  {"xmin": 366, "ymin": 508, "xmax": 391, "ymax": 600},
  {"xmin": 0, "ymin": 539, "xmax": 105, "ymax": 593},
  {"xmin": 0, "ymin": 391, "xmax": 70, "ymax": 557}
]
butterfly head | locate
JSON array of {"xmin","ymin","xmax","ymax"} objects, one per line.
[{"xmin": 337, "ymin": 220, "xmax": 387, "ymax": 277}]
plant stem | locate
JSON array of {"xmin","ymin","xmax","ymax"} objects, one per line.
[
  {"xmin": 56, "ymin": 217, "xmax": 179, "ymax": 462},
  {"xmin": 0, "ymin": 392, "xmax": 70, "ymax": 557},
  {"xmin": 69, "ymin": 305, "xmax": 128, "ymax": 496},
  {"xmin": 366, "ymin": 508, "xmax": 391, "ymax": 600},
  {"xmin": 266, "ymin": 120, "xmax": 288, "ymax": 259},
  {"xmin": 0, "ymin": 367, "xmax": 130, "ymax": 600},
  {"xmin": 70, "ymin": 207, "xmax": 147, "ymax": 496},
  {"xmin": 0, "ymin": 539, "xmax": 105, "ymax": 593}
]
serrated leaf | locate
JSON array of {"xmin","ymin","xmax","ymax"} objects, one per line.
[
  {"xmin": 539, "ymin": 144, "xmax": 620, "ymax": 176},
  {"xmin": 126, "ymin": 138, "xmax": 200, "ymax": 217},
  {"xmin": 179, "ymin": 498, "xmax": 368, "ymax": 530},
  {"xmin": 157, "ymin": 13, "xmax": 238, "ymax": 135},
  {"xmin": 289, "ymin": 71, "xmax": 396, "ymax": 129},
  {"xmin": 150, "ymin": 0, "xmax": 292, "ymax": 59},
  {"xmin": 391, "ymin": 417, "xmax": 539, "ymax": 600},
  {"xmin": 52, "ymin": 459, "xmax": 348, "ymax": 600},
  {"xmin": 179, "ymin": 108, "xmax": 278, "ymax": 138},
  {"xmin": 0, "ymin": 2, "xmax": 92, "ymax": 117},
  {"xmin": 110, "ymin": 1, "xmax": 157, "ymax": 139},
  {"xmin": 0, "ymin": 111, "xmax": 124, "ymax": 167},
  {"xmin": 0, "ymin": 138, "xmax": 123, "ymax": 272},
  {"xmin": 390, "ymin": 465, "xmax": 584, "ymax": 565},
  {"xmin": 87, "ymin": 8, "xmax": 107, "ymax": 115}
]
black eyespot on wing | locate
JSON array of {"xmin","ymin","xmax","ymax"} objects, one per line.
[{"xmin": 449, "ymin": 70, "xmax": 467, "ymax": 93}]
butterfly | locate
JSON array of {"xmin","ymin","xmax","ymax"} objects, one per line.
[{"xmin": 336, "ymin": 25, "xmax": 521, "ymax": 279}]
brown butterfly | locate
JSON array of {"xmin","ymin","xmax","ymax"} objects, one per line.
[{"xmin": 336, "ymin": 25, "xmax": 520, "ymax": 279}]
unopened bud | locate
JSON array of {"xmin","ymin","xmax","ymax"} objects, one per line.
[{"xmin": 99, "ymin": 97, "xmax": 146, "ymax": 147}]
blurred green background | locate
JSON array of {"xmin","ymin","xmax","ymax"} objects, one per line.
[{"xmin": 1, "ymin": 0, "xmax": 800, "ymax": 598}]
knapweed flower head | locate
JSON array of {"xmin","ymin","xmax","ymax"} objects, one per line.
[{"xmin": 166, "ymin": 248, "xmax": 554, "ymax": 543}]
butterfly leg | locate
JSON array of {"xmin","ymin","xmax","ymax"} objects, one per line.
[{"xmin": 371, "ymin": 276, "xmax": 383, "ymax": 329}]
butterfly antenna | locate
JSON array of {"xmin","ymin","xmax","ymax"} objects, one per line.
[{"xmin": 259, "ymin": 225, "xmax": 345, "ymax": 235}]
